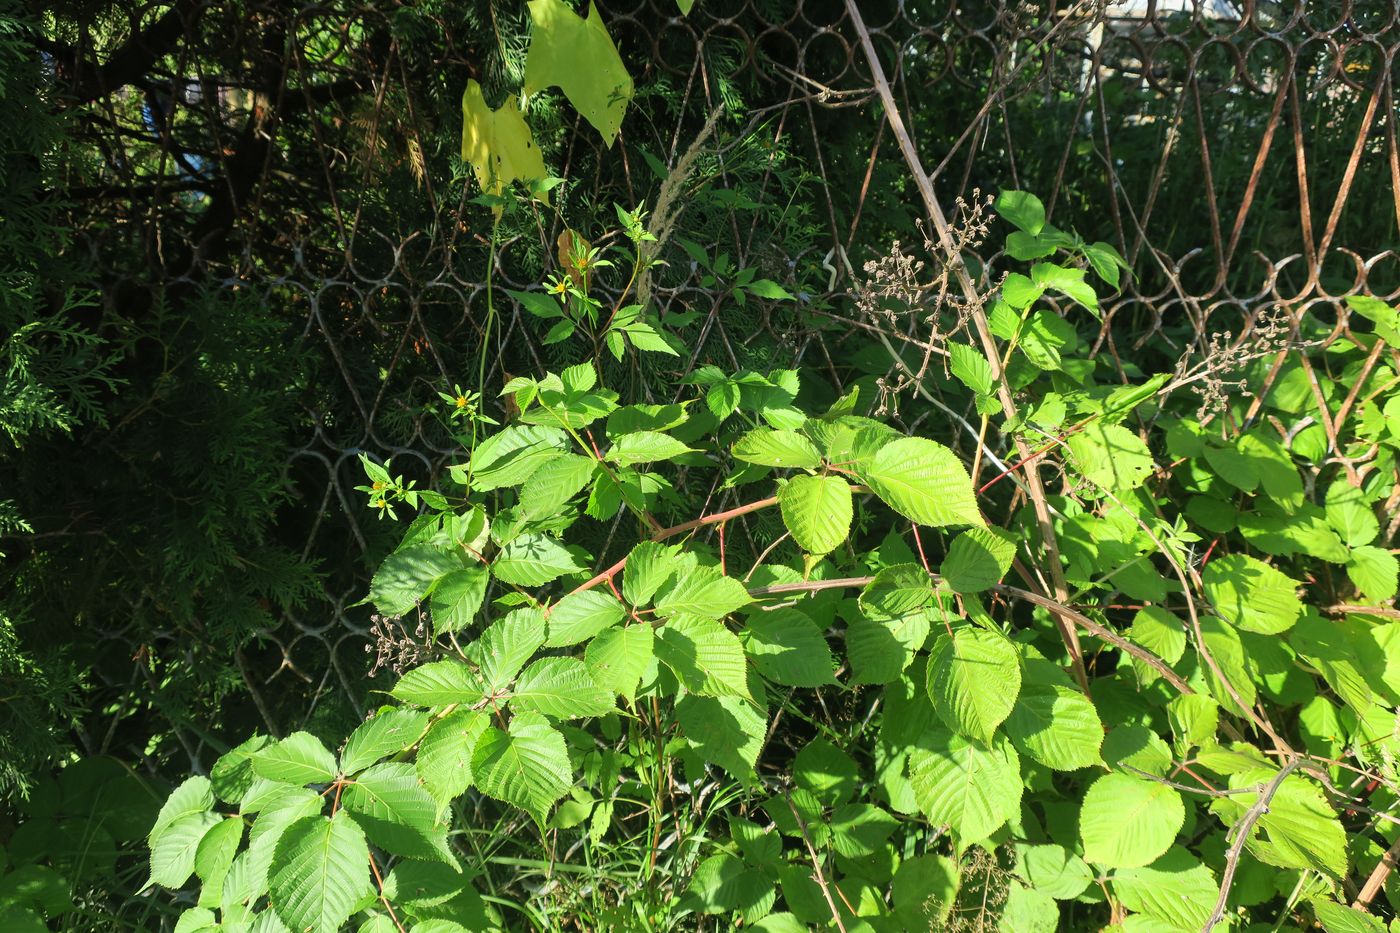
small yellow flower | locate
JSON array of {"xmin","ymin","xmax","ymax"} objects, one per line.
[
  {"xmin": 372, "ymin": 481, "xmax": 385, "ymax": 491},
  {"xmin": 549, "ymin": 280, "xmax": 568, "ymax": 295},
  {"xmin": 454, "ymin": 395, "xmax": 469, "ymax": 409}
]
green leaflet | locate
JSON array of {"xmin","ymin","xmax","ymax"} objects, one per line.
[
  {"xmin": 907, "ymin": 727, "xmax": 1021, "ymax": 848},
  {"xmin": 415, "ymin": 709, "xmax": 489, "ymax": 815},
  {"xmin": 655, "ymin": 616, "xmax": 751, "ymax": 699},
  {"xmin": 492, "ymin": 533, "xmax": 587, "ymax": 586},
  {"xmin": 1079, "ymin": 774, "xmax": 1184, "ymax": 869},
  {"xmin": 252, "ymin": 733, "xmax": 338, "ymax": 786},
  {"xmin": 732, "ymin": 428, "xmax": 822, "ymax": 469},
  {"xmin": 925, "ymin": 627, "xmax": 1021, "ymax": 744},
  {"xmin": 467, "ymin": 425, "xmax": 569, "ymax": 491},
  {"xmin": 1210, "ymin": 768, "xmax": 1347, "ymax": 879},
  {"xmin": 391, "ymin": 660, "xmax": 484, "ymax": 707},
  {"xmin": 605, "ymin": 431, "xmax": 694, "ymax": 466},
  {"xmin": 471, "ymin": 712, "xmax": 574, "ymax": 828},
  {"xmin": 520, "ymin": 453, "xmax": 596, "ymax": 518},
  {"xmin": 427, "ymin": 565, "xmax": 488, "ymax": 635},
  {"xmin": 585, "ymin": 623, "xmax": 655, "ymax": 701},
  {"xmin": 1202, "ymin": 553, "xmax": 1303, "ymax": 634},
  {"xmin": 341, "ymin": 762, "xmax": 452, "ymax": 863},
  {"xmin": 546, "ymin": 589, "xmax": 626, "ymax": 646},
  {"xmin": 1066, "ymin": 423, "xmax": 1153, "ymax": 491},
  {"xmin": 268, "ymin": 811, "xmax": 373, "ymax": 933},
  {"xmin": 339, "ymin": 709, "xmax": 429, "ymax": 776},
  {"xmin": 1112, "ymin": 847, "xmax": 1217, "ymax": 930},
  {"xmin": 743, "ymin": 607, "xmax": 837, "ymax": 687},
  {"xmin": 677, "ymin": 694, "xmax": 767, "ymax": 782},
  {"xmin": 1003, "ymin": 662, "xmax": 1103, "ymax": 771},
  {"xmin": 858, "ymin": 437, "xmax": 982, "ymax": 527},
  {"xmin": 654, "ymin": 565, "xmax": 751, "ymax": 621},
  {"xmin": 509, "ymin": 657, "xmax": 616, "ymax": 719},
  {"xmin": 622, "ymin": 540, "xmax": 680, "ymax": 606},
  {"xmin": 370, "ymin": 545, "xmax": 461, "ymax": 617},
  {"xmin": 940, "ymin": 526, "xmax": 1016, "ymax": 593},
  {"xmin": 777, "ymin": 474, "xmax": 852, "ymax": 555}
]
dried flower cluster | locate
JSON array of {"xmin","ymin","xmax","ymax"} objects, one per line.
[
  {"xmin": 854, "ymin": 192, "xmax": 995, "ymax": 416},
  {"xmin": 365, "ymin": 612, "xmax": 432, "ymax": 677},
  {"xmin": 1187, "ymin": 307, "xmax": 1295, "ymax": 419}
]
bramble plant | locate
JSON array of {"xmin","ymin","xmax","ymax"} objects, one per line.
[{"xmin": 144, "ymin": 187, "xmax": 1400, "ymax": 931}]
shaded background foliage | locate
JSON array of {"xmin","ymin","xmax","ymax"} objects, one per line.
[{"xmin": 2, "ymin": 0, "xmax": 1399, "ymax": 926}]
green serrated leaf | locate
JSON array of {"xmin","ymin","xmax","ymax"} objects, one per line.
[
  {"xmin": 948, "ymin": 343, "xmax": 996, "ymax": 396},
  {"xmin": 677, "ymin": 694, "xmax": 767, "ymax": 782},
  {"xmin": 744, "ymin": 608, "xmax": 837, "ymax": 687},
  {"xmin": 1066, "ymin": 423, "xmax": 1154, "ymax": 492},
  {"xmin": 252, "ymin": 733, "xmax": 338, "ymax": 786},
  {"xmin": 926, "ymin": 628, "xmax": 1021, "ymax": 744},
  {"xmin": 859, "ymin": 437, "xmax": 982, "ymax": 527},
  {"xmin": 340, "ymin": 709, "xmax": 430, "ymax": 776},
  {"xmin": 777, "ymin": 475, "xmax": 852, "ymax": 555},
  {"xmin": 370, "ymin": 546, "xmax": 461, "ymax": 617},
  {"xmin": 269, "ymin": 811, "xmax": 373, "ymax": 933},
  {"xmin": 469, "ymin": 425, "xmax": 569, "ymax": 491},
  {"xmin": 510, "ymin": 657, "xmax": 616, "ymax": 719},
  {"xmin": 1347, "ymin": 545, "xmax": 1399, "ymax": 602},
  {"xmin": 546, "ymin": 589, "xmax": 626, "ymax": 646},
  {"xmin": 471, "ymin": 712, "xmax": 573, "ymax": 827},
  {"xmin": 492, "ymin": 533, "xmax": 586, "ymax": 586},
  {"xmin": 466, "ymin": 608, "xmax": 547, "ymax": 694},
  {"xmin": 654, "ymin": 565, "xmax": 751, "ymax": 621},
  {"xmin": 606, "ymin": 430, "xmax": 694, "ymax": 466},
  {"xmin": 520, "ymin": 454, "xmax": 597, "ymax": 518},
  {"xmin": 622, "ymin": 541, "xmax": 680, "ymax": 607},
  {"xmin": 940, "ymin": 526, "xmax": 1016, "ymax": 593},
  {"xmin": 655, "ymin": 616, "xmax": 750, "ymax": 699},
  {"xmin": 907, "ymin": 728, "xmax": 1021, "ymax": 847},
  {"xmin": 391, "ymin": 660, "xmax": 483, "ymax": 707},
  {"xmin": 585, "ymin": 624, "xmax": 654, "ymax": 701},
  {"xmin": 1079, "ymin": 774, "xmax": 1184, "ymax": 869},
  {"xmin": 1203, "ymin": 554, "xmax": 1303, "ymax": 634},
  {"xmin": 1003, "ymin": 663, "xmax": 1103, "ymax": 771},
  {"xmin": 428, "ymin": 566, "xmax": 488, "ymax": 635},
  {"xmin": 995, "ymin": 190, "xmax": 1046, "ymax": 235},
  {"xmin": 732, "ymin": 428, "xmax": 822, "ymax": 469},
  {"xmin": 341, "ymin": 762, "xmax": 451, "ymax": 863},
  {"xmin": 416, "ymin": 709, "xmax": 489, "ymax": 815}
]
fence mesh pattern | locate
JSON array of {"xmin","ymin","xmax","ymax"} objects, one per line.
[{"xmin": 77, "ymin": 0, "xmax": 1400, "ymax": 754}]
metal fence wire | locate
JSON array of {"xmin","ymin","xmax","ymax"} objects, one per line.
[{"xmin": 76, "ymin": 0, "xmax": 1400, "ymax": 755}]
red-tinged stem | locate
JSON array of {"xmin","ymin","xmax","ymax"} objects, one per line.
[
  {"xmin": 368, "ymin": 851, "xmax": 409, "ymax": 933},
  {"xmin": 558, "ymin": 495, "xmax": 781, "ymax": 605},
  {"xmin": 910, "ymin": 524, "xmax": 931, "ymax": 574},
  {"xmin": 978, "ymin": 442, "xmax": 1054, "ymax": 494}
]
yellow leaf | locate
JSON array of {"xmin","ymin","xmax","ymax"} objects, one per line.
[
  {"xmin": 460, "ymin": 81, "xmax": 546, "ymax": 203},
  {"xmin": 524, "ymin": 0, "xmax": 633, "ymax": 146}
]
